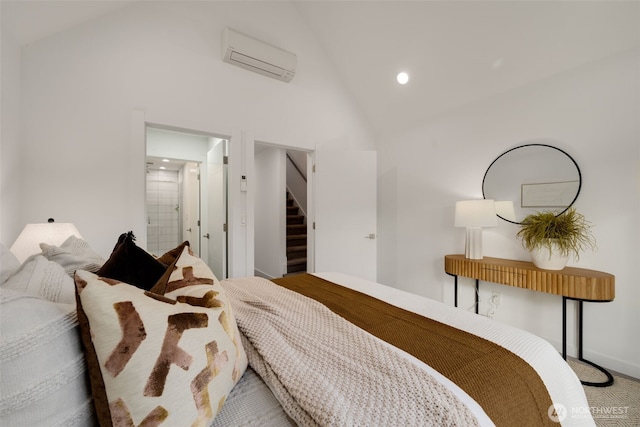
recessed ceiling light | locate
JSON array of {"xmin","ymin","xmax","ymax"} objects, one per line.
[
  {"xmin": 162, "ymin": 159, "xmax": 170, "ymax": 162},
  {"xmin": 396, "ymin": 72, "xmax": 409, "ymax": 85},
  {"xmin": 160, "ymin": 166, "xmax": 166, "ymax": 170}
]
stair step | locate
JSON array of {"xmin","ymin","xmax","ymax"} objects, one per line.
[
  {"xmin": 285, "ymin": 191, "xmax": 306, "ymax": 274},
  {"xmin": 287, "ymin": 234, "xmax": 307, "ymax": 240},
  {"xmin": 287, "ymin": 236, "xmax": 307, "ymax": 247},
  {"xmin": 287, "ymin": 215, "xmax": 305, "ymax": 225},
  {"xmin": 287, "ymin": 257, "xmax": 307, "ymax": 266},
  {"xmin": 287, "ymin": 248, "xmax": 306, "ymax": 260},
  {"xmin": 287, "ymin": 224, "xmax": 306, "ymax": 235},
  {"xmin": 287, "ymin": 263, "xmax": 307, "ymax": 274}
]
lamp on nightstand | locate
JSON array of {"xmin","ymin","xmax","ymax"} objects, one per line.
[
  {"xmin": 10, "ymin": 218, "xmax": 83, "ymax": 263},
  {"xmin": 454, "ymin": 200, "xmax": 497, "ymax": 259}
]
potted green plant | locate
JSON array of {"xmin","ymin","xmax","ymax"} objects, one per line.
[{"xmin": 516, "ymin": 207, "xmax": 597, "ymax": 270}]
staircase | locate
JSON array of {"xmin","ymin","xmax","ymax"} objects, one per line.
[{"xmin": 286, "ymin": 191, "xmax": 307, "ymax": 275}]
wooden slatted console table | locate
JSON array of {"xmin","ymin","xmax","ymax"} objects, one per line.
[{"xmin": 444, "ymin": 254, "xmax": 615, "ymax": 387}]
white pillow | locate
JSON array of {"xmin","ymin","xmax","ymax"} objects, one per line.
[
  {"xmin": 2, "ymin": 255, "xmax": 75, "ymax": 304},
  {"xmin": 0, "ymin": 243, "xmax": 20, "ymax": 284},
  {"xmin": 40, "ymin": 236, "xmax": 104, "ymax": 276},
  {"xmin": 0, "ymin": 287, "xmax": 96, "ymax": 426}
]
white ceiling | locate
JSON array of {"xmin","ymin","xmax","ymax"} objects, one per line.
[
  {"xmin": 295, "ymin": 1, "xmax": 640, "ymax": 135},
  {"xmin": 3, "ymin": 1, "xmax": 639, "ymax": 136}
]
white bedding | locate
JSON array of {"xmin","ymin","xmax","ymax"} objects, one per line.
[
  {"xmin": 313, "ymin": 272, "xmax": 595, "ymax": 427},
  {"xmin": 0, "ymin": 235, "xmax": 596, "ymax": 427},
  {"xmin": 211, "ymin": 367, "xmax": 295, "ymax": 427}
]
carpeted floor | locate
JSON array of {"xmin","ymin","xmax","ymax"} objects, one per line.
[{"xmin": 567, "ymin": 359, "xmax": 640, "ymax": 426}]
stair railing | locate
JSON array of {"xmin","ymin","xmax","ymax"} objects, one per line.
[
  {"xmin": 286, "ymin": 153, "xmax": 307, "ymax": 182},
  {"xmin": 286, "ymin": 153, "xmax": 307, "ymax": 216}
]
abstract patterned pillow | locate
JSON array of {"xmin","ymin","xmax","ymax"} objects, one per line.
[
  {"xmin": 75, "ymin": 246, "xmax": 247, "ymax": 427},
  {"xmin": 160, "ymin": 247, "xmax": 247, "ymax": 385}
]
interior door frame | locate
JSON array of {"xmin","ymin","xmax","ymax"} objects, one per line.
[
  {"xmin": 306, "ymin": 151, "xmax": 316, "ymax": 274},
  {"xmin": 253, "ymin": 142, "xmax": 312, "ymax": 277},
  {"xmin": 133, "ymin": 111, "xmax": 234, "ymax": 275}
]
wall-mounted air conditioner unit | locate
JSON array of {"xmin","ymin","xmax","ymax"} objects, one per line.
[{"xmin": 222, "ymin": 28, "xmax": 297, "ymax": 83}]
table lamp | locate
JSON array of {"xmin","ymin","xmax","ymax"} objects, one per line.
[
  {"xmin": 10, "ymin": 218, "xmax": 83, "ymax": 263},
  {"xmin": 495, "ymin": 200, "xmax": 516, "ymax": 223},
  {"xmin": 454, "ymin": 200, "xmax": 497, "ymax": 259}
]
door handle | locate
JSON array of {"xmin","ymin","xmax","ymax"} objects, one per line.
[
  {"xmin": 203, "ymin": 233, "xmax": 210, "ymax": 239},
  {"xmin": 186, "ymin": 228, "xmax": 192, "ymax": 232},
  {"xmin": 365, "ymin": 233, "xmax": 376, "ymax": 239}
]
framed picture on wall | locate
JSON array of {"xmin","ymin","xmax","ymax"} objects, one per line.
[{"xmin": 521, "ymin": 181, "xmax": 580, "ymax": 207}]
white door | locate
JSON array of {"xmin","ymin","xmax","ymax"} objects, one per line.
[
  {"xmin": 312, "ymin": 150, "xmax": 377, "ymax": 281},
  {"xmin": 206, "ymin": 139, "xmax": 228, "ymax": 279},
  {"xmin": 182, "ymin": 162, "xmax": 201, "ymax": 256}
]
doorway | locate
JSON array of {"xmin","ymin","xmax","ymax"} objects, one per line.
[
  {"xmin": 254, "ymin": 143, "xmax": 310, "ymax": 278},
  {"xmin": 146, "ymin": 158, "xmax": 200, "ymax": 256},
  {"xmin": 145, "ymin": 126, "xmax": 229, "ymax": 278}
]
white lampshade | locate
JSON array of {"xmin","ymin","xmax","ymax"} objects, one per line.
[
  {"xmin": 454, "ymin": 200, "xmax": 496, "ymax": 260},
  {"xmin": 454, "ymin": 200, "xmax": 497, "ymax": 228},
  {"xmin": 495, "ymin": 200, "xmax": 516, "ymax": 222},
  {"xmin": 10, "ymin": 222, "xmax": 83, "ymax": 263}
]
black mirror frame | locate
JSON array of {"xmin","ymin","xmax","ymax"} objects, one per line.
[{"xmin": 482, "ymin": 143, "xmax": 582, "ymax": 225}]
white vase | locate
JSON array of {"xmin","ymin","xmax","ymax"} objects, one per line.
[{"xmin": 530, "ymin": 240, "xmax": 569, "ymax": 270}]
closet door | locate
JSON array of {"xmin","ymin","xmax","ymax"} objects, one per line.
[{"xmin": 312, "ymin": 150, "xmax": 377, "ymax": 281}]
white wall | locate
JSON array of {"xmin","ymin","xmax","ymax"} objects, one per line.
[
  {"xmin": 0, "ymin": 31, "xmax": 22, "ymax": 245},
  {"xmin": 4, "ymin": 1, "xmax": 374, "ymax": 262},
  {"xmin": 378, "ymin": 48, "xmax": 640, "ymax": 378},
  {"xmin": 255, "ymin": 146, "xmax": 286, "ymax": 278}
]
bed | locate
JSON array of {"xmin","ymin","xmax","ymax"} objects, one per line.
[{"xmin": 0, "ymin": 235, "xmax": 595, "ymax": 426}]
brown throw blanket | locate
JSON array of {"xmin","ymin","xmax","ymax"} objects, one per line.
[
  {"xmin": 223, "ymin": 276, "xmax": 481, "ymax": 426},
  {"xmin": 273, "ymin": 273, "xmax": 556, "ymax": 427}
]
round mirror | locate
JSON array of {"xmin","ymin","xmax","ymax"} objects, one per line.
[{"xmin": 482, "ymin": 143, "xmax": 581, "ymax": 224}]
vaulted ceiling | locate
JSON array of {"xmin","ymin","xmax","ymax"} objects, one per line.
[{"xmin": 3, "ymin": 1, "xmax": 639, "ymax": 135}]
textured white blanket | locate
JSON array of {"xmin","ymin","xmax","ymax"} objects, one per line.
[{"xmin": 222, "ymin": 276, "xmax": 480, "ymax": 427}]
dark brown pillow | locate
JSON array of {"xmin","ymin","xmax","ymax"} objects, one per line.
[
  {"xmin": 96, "ymin": 232, "xmax": 167, "ymax": 291},
  {"xmin": 149, "ymin": 241, "xmax": 190, "ymax": 294},
  {"xmin": 156, "ymin": 240, "xmax": 190, "ymax": 266}
]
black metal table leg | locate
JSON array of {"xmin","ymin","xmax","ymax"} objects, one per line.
[
  {"xmin": 475, "ymin": 279, "xmax": 479, "ymax": 314},
  {"xmin": 562, "ymin": 297, "xmax": 567, "ymax": 359},
  {"xmin": 454, "ymin": 275, "xmax": 458, "ymax": 308},
  {"xmin": 446, "ymin": 272, "xmax": 459, "ymax": 308},
  {"xmin": 447, "ymin": 274, "xmax": 479, "ymax": 314},
  {"xmin": 563, "ymin": 297, "xmax": 614, "ymax": 387}
]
